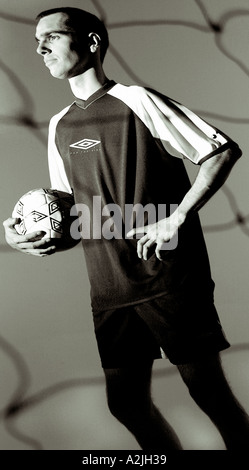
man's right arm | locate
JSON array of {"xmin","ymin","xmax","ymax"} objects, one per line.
[{"xmin": 3, "ymin": 109, "xmax": 72, "ymax": 257}]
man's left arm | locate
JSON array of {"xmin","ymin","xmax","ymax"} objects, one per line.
[{"xmin": 127, "ymin": 144, "xmax": 242, "ymax": 260}]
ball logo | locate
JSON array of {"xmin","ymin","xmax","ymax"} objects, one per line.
[
  {"xmin": 15, "ymin": 201, "xmax": 24, "ymax": 217},
  {"xmin": 49, "ymin": 201, "xmax": 60, "ymax": 214},
  {"xmin": 70, "ymin": 139, "xmax": 101, "ymax": 150},
  {"xmin": 30, "ymin": 210, "xmax": 47, "ymax": 222}
]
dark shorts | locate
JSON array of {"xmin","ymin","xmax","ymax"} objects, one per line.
[{"xmin": 93, "ymin": 291, "xmax": 230, "ymax": 369}]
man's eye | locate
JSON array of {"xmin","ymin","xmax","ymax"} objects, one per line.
[{"xmin": 48, "ymin": 34, "xmax": 59, "ymax": 42}]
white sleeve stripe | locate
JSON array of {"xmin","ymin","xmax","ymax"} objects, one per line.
[
  {"xmin": 155, "ymin": 95, "xmax": 228, "ymax": 151},
  {"xmin": 108, "ymin": 84, "xmax": 230, "ymax": 164},
  {"xmin": 147, "ymin": 94, "xmax": 203, "ymax": 161},
  {"xmin": 48, "ymin": 106, "xmax": 72, "ymax": 193}
]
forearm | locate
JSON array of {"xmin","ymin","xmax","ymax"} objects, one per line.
[
  {"xmin": 174, "ymin": 144, "xmax": 242, "ymax": 226},
  {"xmin": 126, "ymin": 143, "xmax": 242, "ymax": 261}
]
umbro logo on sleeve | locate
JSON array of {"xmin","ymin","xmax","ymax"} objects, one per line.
[{"xmin": 70, "ymin": 139, "xmax": 101, "ymax": 150}]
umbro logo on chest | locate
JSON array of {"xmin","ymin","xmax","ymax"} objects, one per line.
[{"xmin": 70, "ymin": 139, "xmax": 101, "ymax": 150}]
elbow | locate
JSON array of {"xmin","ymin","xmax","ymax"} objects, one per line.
[
  {"xmin": 226, "ymin": 142, "xmax": 242, "ymax": 163},
  {"xmin": 217, "ymin": 143, "xmax": 242, "ymax": 171}
]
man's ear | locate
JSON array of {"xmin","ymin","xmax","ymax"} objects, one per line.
[{"xmin": 88, "ymin": 32, "xmax": 101, "ymax": 53}]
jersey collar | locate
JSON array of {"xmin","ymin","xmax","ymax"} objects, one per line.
[{"xmin": 73, "ymin": 80, "xmax": 116, "ymax": 109}]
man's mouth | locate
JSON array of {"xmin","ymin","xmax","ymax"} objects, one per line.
[{"xmin": 44, "ymin": 58, "xmax": 57, "ymax": 67}]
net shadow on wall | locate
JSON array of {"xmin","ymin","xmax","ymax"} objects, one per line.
[{"xmin": 1, "ymin": 332, "xmax": 249, "ymax": 450}]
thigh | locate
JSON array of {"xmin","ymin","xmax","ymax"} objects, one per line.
[
  {"xmin": 94, "ymin": 306, "xmax": 161, "ymax": 369},
  {"xmin": 135, "ymin": 294, "xmax": 230, "ymax": 365},
  {"xmin": 176, "ymin": 353, "xmax": 230, "ymax": 392},
  {"xmin": 104, "ymin": 362, "xmax": 154, "ymax": 404}
]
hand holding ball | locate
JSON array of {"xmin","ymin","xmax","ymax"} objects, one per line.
[{"xmin": 12, "ymin": 188, "xmax": 79, "ymax": 251}]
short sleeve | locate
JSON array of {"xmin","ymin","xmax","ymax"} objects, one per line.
[
  {"xmin": 145, "ymin": 89, "xmax": 233, "ymax": 164},
  {"xmin": 48, "ymin": 109, "xmax": 72, "ymax": 193},
  {"xmin": 108, "ymin": 84, "xmax": 235, "ymax": 165}
]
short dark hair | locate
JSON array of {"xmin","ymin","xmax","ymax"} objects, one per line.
[{"xmin": 36, "ymin": 7, "xmax": 109, "ymax": 62}]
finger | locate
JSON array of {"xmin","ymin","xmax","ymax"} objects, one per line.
[
  {"xmin": 142, "ymin": 238, "xmax": 156, "ymax": 260},
  {"xmin": 32, "ymin": 237, "xmax": 57, "ymax": 254},
  {"xmin": 155, "ymin": 238, "xmax": 164, "ymax": 261},
  {"xmin": 3, "ymin": 217, "xmax": 20, "ymax": 228},
  {"xmin": 33, "ymin": 245, "xmax": 56, "ymax": 255},
  {"xmin": 15, "ymin": 237, "xmax": 54, "ymax": 251},
  {"xmin": 20, "ymin": 230, "xmax": 46, "ymax": 241},
  {"xmin": 126, "ymin": 228, "xmax": 135, "ymax": 238},
  {"xmin": 23, "ymin": 247, "xmax": 56, "ymax": 257},
  {"xmin": 13, "ymin": 231, "xmax": 46, "ymax": 244},
  {"xmin": 137, "ymin": 234, "xmax": 149, "ymax": 258},
  {"xmin": 22, "ymin": 243, "xmax": 57, "ymax": 256},
  {"xmin": 32, "ymin": 237, "xmax": 52, "ymax": 248},
  {"xmin": 126, "ymin": 225, "xmax": 149, "ymax": 238}
]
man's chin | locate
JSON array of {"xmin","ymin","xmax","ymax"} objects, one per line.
[{"xmin": 49, "ymin": 70, "xmax": 66, "ymax": 80}]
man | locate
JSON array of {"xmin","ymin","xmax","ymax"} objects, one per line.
[{"xmin": 3, "ymin": 7, "xmax": 249, "ymax": 450}]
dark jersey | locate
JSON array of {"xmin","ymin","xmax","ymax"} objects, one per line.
[{"xmin": 48, "ymin": 81, "xmax": 233, "ymax": 313}]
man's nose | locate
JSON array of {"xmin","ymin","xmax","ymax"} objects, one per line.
[{"xmin": 36, "ymin": 41, "xmax": 51, "ymax": 55}]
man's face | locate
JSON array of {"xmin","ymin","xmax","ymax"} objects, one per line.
[{"xmin": 35, "ymin": 12, "xmax": 89, "ymax": 79}]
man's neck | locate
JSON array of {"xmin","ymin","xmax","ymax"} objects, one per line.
[{"xmin": 69, "ymin": 67, "xmax": 107, "ymax": 100}]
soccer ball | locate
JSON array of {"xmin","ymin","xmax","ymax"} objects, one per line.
[{"xmin": 12, "ymin": 188, "xmax": 79, "ymax": 250}]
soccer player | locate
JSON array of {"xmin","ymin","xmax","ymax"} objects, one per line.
[{"xmin": 3, "ymin": 7, "xmax": 249, "ymax": 450}]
